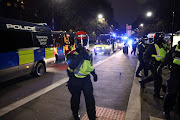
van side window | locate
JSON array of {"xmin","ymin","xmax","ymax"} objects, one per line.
[{"xmin": 0, "ymin": 30, "xmax": 33, "ymax": 53}]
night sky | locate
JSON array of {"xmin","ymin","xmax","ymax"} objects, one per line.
[{"xmin": 110, "ymin": 0, "xmax": 145, "ymax": 26}]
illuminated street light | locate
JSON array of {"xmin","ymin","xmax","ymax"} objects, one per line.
[
  {"xmin": 146, "ymin": 11, "xmax": 152, "ymax": 17},
  {"xmin": 140, "ymin": 23, "xmax": 144, "ymax": 27},
  {"xmin": 96, "ymin": 14, "xmax": 104, "ymax": 39},
  {"xmin": 98, "ymin": 14, "xmax": 103, "ymax": 19}
]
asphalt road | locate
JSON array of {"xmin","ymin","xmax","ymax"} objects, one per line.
[
  {"xmin": 0, "ymin": 47, "xmax": 138, "ymax": 120},
  {"xmin": 0, "ymin": 48, "xmax": 111, "ymax": 109}
]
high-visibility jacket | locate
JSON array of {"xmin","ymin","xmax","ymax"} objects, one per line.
[
  {"xmin": 151, "ymin": 44, "xmax": 166, "ymax": 61},
  {"xmin": 163, "ymin": 43, "xmax": 170, "ymax": 51},
  {"xmin": 138, "ymin": 42, "xmax": 145, "ymax": 48},
  {"xmin": 137, "ymin": 42, "xmax": 145, "ymax": 54},
  {"xmin": 173, "ymin": 44, "xmax": 180, "ymax": 65},
  {"xmin": 66, "ymin": 49, "xmax": 94, "ymax": 78}
]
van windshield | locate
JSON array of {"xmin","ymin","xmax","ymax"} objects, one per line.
[{"xmin": 96, "ymin": 35, "xmax": 111, "ymax": 45}]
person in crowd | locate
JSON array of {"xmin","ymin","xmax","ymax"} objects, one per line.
[
  {"xmin": 123, "ymin": 41, "xmax": 129, "ymax": 54},
  {"xmin": 139, "ymin": 33, "xmax": 166, "ymax": 100},
  {"xmin": 131, "ymin": 39, "xmax": 138, "ymax": 55},
  {"xmin": 136, "ymin": 37, "xmax": 148, "ymax": 77},
  {"xmin": 157, "ymin": 41, "xmax": 180, "ymax": 119},
  {"xmin": 65, "ymin": 31, "xmax": 98, "ymax": 120}
]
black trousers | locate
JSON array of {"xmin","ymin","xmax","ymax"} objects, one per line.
[
  {"xmin": 163, "ymin": 69, "xmax": 180, "ymax": 111},
  {"xmin": 123, "ymin": 46, "xmax": 128, "ymax": 54},
  {"xmin": 131, "ymin": 47, "xmax": 136, "ymax": 55},
  {"xmin": 141, "ymin": 67, "xmax": 162, "ymax": 95},
  {"xmin": 67, "ymin": 75, "xmax": 96, "ymax": 120},
  {"xmin": 136, "ymin": 60, "xmax": 148, "ymax": 77}
]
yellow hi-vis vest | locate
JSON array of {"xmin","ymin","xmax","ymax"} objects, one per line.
[
  {"xmin": 151, "ymin": 44, "xmax": 166, "ymax": 61},
  {"xmin": 66, "ymin": 50, "xmax": 94, "ymax": 78},
  {"xmin": 173, "ymin": 44, "xmax": 180, "ymax": 65}
]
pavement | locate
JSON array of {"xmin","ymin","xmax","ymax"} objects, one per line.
[
  {"xmin": 0, "ymin": 49, "xmax": 180, "ymax": 120},
  {"xmin": 127, "ymin": 61, "xmax": 180, "ymax": 120}
]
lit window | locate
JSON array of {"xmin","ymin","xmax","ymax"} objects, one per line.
[
  {"xmin": 17, "ymin": 0, "xmax": 19, "ymax": 2},
  {"xmin": 21, "ymin": 5, "xmax": 24, "ymax": 9},
  {"xmin": 7, "ymin": 2, "xmax": 11, "ymax": 7},
  {"xmin": 21, "ymin": 1, "xmax": 24, "ymax": 4}
]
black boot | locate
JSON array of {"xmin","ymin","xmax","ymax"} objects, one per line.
[
  {"xmin": 139, "ymin": 80, "xmax": 145, "ymax": 89},
  {"xmin": 153, "ymin": 94, "xmax": 163, "ymax": 100},
  {"xmin": 136, "ymin": 74, "xmax": 142, "ymax": 78},
  {"xmin": 162, "ymin": 84, "xmax": 167, "ymax": 93},
  {"xmin": 73, "ymin": 113, "xmax": 80, "ymax": 120},
  {"xmin": 163, "ymin": 109, "xmax": 170, "ymax": 120}
]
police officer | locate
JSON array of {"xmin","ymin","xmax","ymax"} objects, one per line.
[
  {"xmin": 136, "ymin": 37, "xmax": 148, "ymax": 77},
  {"xmin": 65, "ymin": 31, "xmax": 97, "ymax": 120},
  {"xmin": 139, "ymin": 33, "xmax": 166, "ymax": 99},
  {"xmin": 131, "ymin": 39, "xmax": 137, "ymax": 55},
  {"xmin": 123, "ymin": 41, "xmax": 129, "ymax": 54},
  {"xmin": 157, "ymin": 41, "xmax": 180, "ymax": 119}
]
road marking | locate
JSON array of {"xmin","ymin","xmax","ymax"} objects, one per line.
[
  {"xmin": 0, "ymin": 77, "xmax": 68, "ymax": 116},
  {"xmin": 94, "ymin": 51, "xmax": 122, "ymax": 67},
  {"xmin": 0, "ymin": 51, "xmax": 120, "ymax": 116}
]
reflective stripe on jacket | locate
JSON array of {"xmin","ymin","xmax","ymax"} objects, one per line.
[
  {"xmin": 151, "ymin": 44, "xmax": 166, "ymax": 61},
  {"xmin": 137, "ymin": 42, "xmax": 145, "ymax": 54},
  {"xmin": 66, "ymin": 49, "xmax": 94, "ymax": 78},
  {"xmin": 173, "ymin": 44, "xmax": 180, "ymax": 65},
  {"xmin": 138, "ymin": 42, "xmax": 145, "ymax": 48}
]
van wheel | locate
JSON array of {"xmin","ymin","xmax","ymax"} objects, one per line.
[{"xmin": 32, "ymin": 62, "xmax": 46, "ymax": 77}]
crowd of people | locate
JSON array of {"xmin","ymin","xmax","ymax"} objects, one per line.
[
  {"xmin": 135, "ymin": 33, "xmax": 180, "ymax": 120},
  {"xmin": 64, "ymin": 31, "xmax": 180, "ymax": 120}
]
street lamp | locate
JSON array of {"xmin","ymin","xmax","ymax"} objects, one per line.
[
  {"xmin": 146, "ymin": 11, "xmax": 152, "ymax": 17},
  {"xmin": 140, "ymin": 23, "xmax": 144, "ymax": 27},
  {"xmin": 96, "ymin": 14, "xmax": 104, "ymax": 39},
  {"xmin": 98, "ymin": 14, "xmax": 103, "ymax": 19}
]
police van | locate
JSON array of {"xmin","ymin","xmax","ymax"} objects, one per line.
[
  {"xmin": 0, "ymin": 17, "xmax": 55, "ymax": 83},
  {"xmin": 94, "ymin": 34, "xmax": 117, "ymax": 55}
]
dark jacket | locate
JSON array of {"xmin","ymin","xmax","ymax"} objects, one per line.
[{"xmin": 137, "ymin": 42, "xmax": 146, "ymax": 61}]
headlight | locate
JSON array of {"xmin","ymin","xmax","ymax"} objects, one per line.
[{"xmin": 96, "ymin": 48, "xmax": 100, "ymax": 50}]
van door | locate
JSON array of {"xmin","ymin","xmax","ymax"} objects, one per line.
[{"xmin": 0, "ymin": 30, "xmax": 20, "ymax": 82}]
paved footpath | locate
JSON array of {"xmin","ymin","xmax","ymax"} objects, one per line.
[
  {"xmin": 139, "ymin": 66, "xmax": 180, "ymax": 120},
  {"xmin": 128, "ymin": 61, "xmax": 180, "ymax": 120}
]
